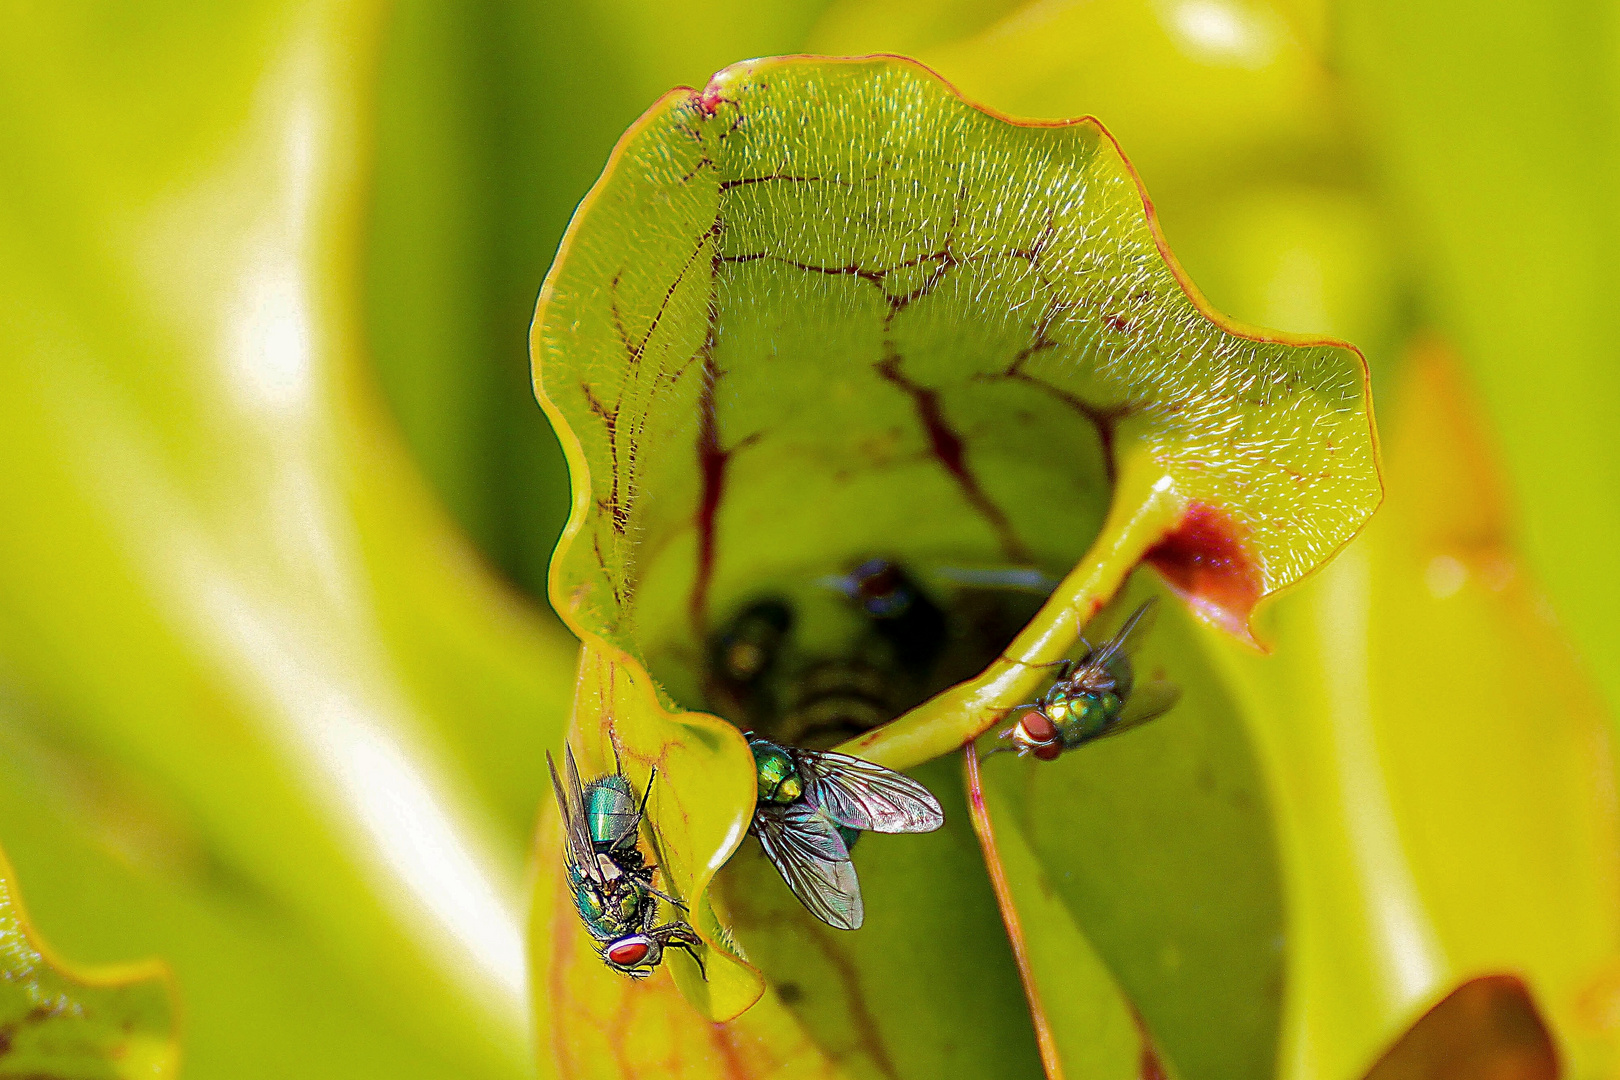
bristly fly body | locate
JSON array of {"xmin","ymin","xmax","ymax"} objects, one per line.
[
  {"xmin": 548, "ymin": 745, "xmax": 704, "ymax": 978},
  {"xmin": 988, "ymin": 598, "xmax": 1180, "ymax": 761}
]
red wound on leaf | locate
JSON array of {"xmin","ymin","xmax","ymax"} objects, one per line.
[
  {"xmin": 698, "ymin": 82, "xmax": 727, "ymax": 116},
  {"xmin": 1145, "ymin": 501, "xmax": 1263, "ymax": 642}
]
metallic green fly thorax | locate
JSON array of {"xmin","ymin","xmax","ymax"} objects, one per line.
[
  {"xmin": 990, "ymin": 598, "xmax": 1181, "ymax": 762},
  {"xmin": 752, "ymin": 741, "xmax": 803, "ymax": 805},
  {"xmin": 1042, "ymin": 689, "xmax": 1120, "ymax": 745}
]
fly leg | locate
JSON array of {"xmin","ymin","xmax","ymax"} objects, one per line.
[
  {"xmin": 636, "ymin": 766, "xmax": 658, "ymax": 822},
  {"xmin": 630, "ymin": 872, "xmax": 689, "ymax": 914},
  {"xmin": 1017, "ymin": 657, "xmax": 1078, "ymax": 681},
  {"xmin": 643, "ymin": 882, "xmax": 689, "ymax": 911},
  {"xmin": 976, "ymin": 701, "xmax": 1045, "ymax": 761},
  {"xmin": 651, "ymin": 922, "xmax": 706, "ymax": 979}
]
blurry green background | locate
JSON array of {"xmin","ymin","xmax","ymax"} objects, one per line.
[{"xmin": 0, "ymin": 1, "xmax": 1616, "ymax": 1078}]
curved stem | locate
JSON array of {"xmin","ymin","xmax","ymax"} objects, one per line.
[{"xmin": 838, "ymin": 445, "xmax": 1184, "ymax": 771}]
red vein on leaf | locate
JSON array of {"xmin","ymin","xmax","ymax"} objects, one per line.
[
  {"xmin": 707, "ymin": 1022, "xmax": 754, "ymax": 1080},
  {"xmin": 802, "ymin": 921, "xmax": 902, "ymax": 1080},
  {"xmin": 690, "ymin": 218, "xmax": 765, "ymax": 637},
  {"xmin": 712, "ymin": 866, "xmax": 901, "ymax": 1080},
  {"xmin": 973, "ymin": 299, "xmax": 1138, "ymax": 486},
  {"xmin": 875, "ymin": 352, "xmax": 1030, "ymax": 561},
  {"xmin": 962, "ymin": 749, "xmax": 1066, "ymax": 1080},
  {"xmin": 718, "ymin": 172, "xmax": 847, "ymax": 192}
]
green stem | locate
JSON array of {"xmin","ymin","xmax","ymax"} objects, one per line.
[{"xmin": 838, "ymin": 445, "xmax": 1184, "ymax": 771}]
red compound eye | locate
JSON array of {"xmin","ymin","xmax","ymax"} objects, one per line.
[
  {"xmin": 1019, "ymin": 710, "xmax": 1057, "ymax": 743},
  {"xmin": 607, "ymin": 939, "xmax": 651, "ymax": 967},
  {"xmin": 1034, "ymin": 741, "xmax": 1064, "ymax": 761}
]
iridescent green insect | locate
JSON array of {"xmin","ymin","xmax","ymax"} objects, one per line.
[
  {"xmin": 990, "ymin": 598, "xmax": 1181, "ymax": 761},
  {"xmin": 548, "ymin": 745, "xmax": 703, "ymax": 979},
  {"xmin": 748, "ymin": 734, "xmax": 944, "ymax": 930}
]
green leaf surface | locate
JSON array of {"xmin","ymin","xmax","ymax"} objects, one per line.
[
  {"xmin": 962, "ymin": 749, "xmax": 1150, "ymax": 1080},
  {"xmin": 530, "ymin": 51, "xmax": 1378, "ymax": 1047},
  {"xmin": 0, "ymin": 841, "xmax": 176, "ymax": 1079},
  {"xmin": 959, "ymin": 341, "xmax": 1620, "ymax": 1080},
  {"xmin": 972, "ymin": 576, "xmax": 1287, "ymax": 1079},
  {"xmin": 807, "ymin": 0, "xmax": 1409, "ymax": 423},
  {"xmin": 711, "ymin": 758, "xmax": 1046, "ymax": 1079}
]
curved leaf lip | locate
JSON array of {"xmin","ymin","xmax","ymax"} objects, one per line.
[
  {"xmin": 544, "ymin": 645, "xmax": 764, "ymax": 1020},
  {"xmin": 532, "ymin": 51, "xmax": 1383, "ymax": 656},
  {"xmin": 0, "ymin": 844, "xmax": 182, "ymax": 1075},
  {"xmin": 894, "ymin": 50, "xmax": 1383, "ymax": 646},
  {"xmin": 526, "ymin": 70, "xmax": 775, "ymax": 1019},
  {"xmin": 795, "ymin": 52, "xmax": 1385, "ymax": 647}
]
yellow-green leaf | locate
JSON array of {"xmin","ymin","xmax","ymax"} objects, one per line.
[
  {"xmin": 713, "ymin": 757, "xmax": 1047, "ymax": 1079},
  {"xmin": 971, "ymin": 579, "xmax": 1288, "ymax": 1078},
  {"xmin": 0, "ymin": 6, "xmax": 579, "ymax": 1074},
  {"xmin": 963, "ymin": 749, "xmax": 1152, "ymax": 1080},
  {"xmin": 960, "ymin": 340, "xmax": 1620, "ymax": 1077}
]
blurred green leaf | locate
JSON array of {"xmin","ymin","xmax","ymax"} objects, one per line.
[
  {"xmin": 1215, "ymin": 342, "xmax": 1620, "ymax": 1077},
  {"xmin": 0, "ymin": 4, "xmax": 581, "ymax": 1075},
  {"xmin": 1334, "ymin": 0, "xmax": 1620, "ymax": 727},
  {"xmin": 0, "ymin": 698, "xmax": 500, "ymax": 1080}
]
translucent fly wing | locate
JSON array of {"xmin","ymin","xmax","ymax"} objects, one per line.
[
  {"xmin": 795, "ymin": 749, "xmax": 945, "ymax": 834},
  {"xmin": 1100, "ymin": 678, "xmax": 1182, "ymax": 740},
  {"xmin": 931, "ymin": 565, "xmax": 1059, "ymax": 595},
  {"xmin": 1084, "ymin": 597, "xmax": 1159, "ymax": 672},
  {"xmin": 754, "ymin": 804, "xmax": 864, "ymax": 931},
  {"xmin": 549, "ymin": 747, "xmax": 603, "ymax": 887}
]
